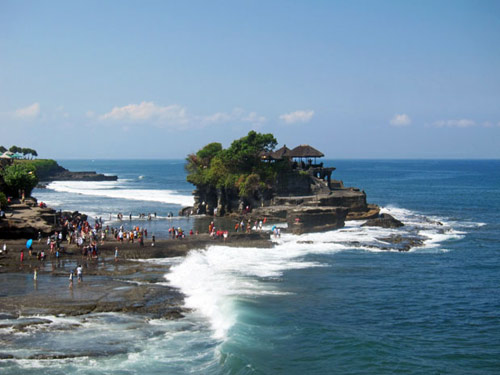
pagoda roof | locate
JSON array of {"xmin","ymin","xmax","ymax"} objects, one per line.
[
  {"xmin": 289, "ymin": 145, "xmax": 324, "ymax": 158},
  {"xmin": 271, "ymin": 145, "xmax": 292, "ymax": 159}
]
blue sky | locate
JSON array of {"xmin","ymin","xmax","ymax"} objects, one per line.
[{"xmin": 1, "ymin": 0, "xmax": 499, "ymax": 159}]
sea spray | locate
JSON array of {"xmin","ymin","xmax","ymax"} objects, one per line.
[{"xmin": 166, "ymin": 206, "xmax": 466, "ymax": 341}]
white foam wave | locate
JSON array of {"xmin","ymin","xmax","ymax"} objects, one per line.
[
  {"xmin": 165, "ymin": 238, "xmax": 348, "ymax": 339},
  {"xmin": 45, "ymin": 180, "xmax": 194, "ymax": 207},
  {"xmin": 164, "ymin": 205, "xmax": 470, "ymax": 340}
]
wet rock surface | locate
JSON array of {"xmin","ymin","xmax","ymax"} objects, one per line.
[
  {"xmin": 286, "ymin": 206, "xmax": 348, "ymax": 235},
  {"xmin": 362, "ymin": 213, "xmax": 404, "ymax": 228},
  {"xmin": 376, "ymin": 234, "xmax": 426, "ymax": 252}
]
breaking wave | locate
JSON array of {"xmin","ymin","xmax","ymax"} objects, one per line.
[
  {"xmin": 44, "ymin": 180, "xmax": 194, "ymax": 207},
  {"xmin": 163, "ymin": 205, "xmax": 472, "ymax": 340}
]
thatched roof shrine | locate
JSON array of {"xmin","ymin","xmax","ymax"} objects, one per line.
[
  {"xmin": 271, "ymin": 145, "xmax": 292, "ymax": 159},
  {"xmin": 289, "ymin": 145, "xmax": 324, "ymax": 158}
]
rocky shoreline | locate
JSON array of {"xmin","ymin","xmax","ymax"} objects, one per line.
[
  {"xmin": 0, "ymin": 231, "xmax": 271, "ymax": 322},
  {"xmin": 0, "ymin": 196, "xmax": 416, "ymax": 338},
  {"xmin": 35, "ymin": 161, "xmax": 117, "ymax": 182}
]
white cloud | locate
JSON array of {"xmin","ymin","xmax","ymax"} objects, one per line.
[
  {"xmin": 202, "ymin": 111, "xmax": 232, "ymax": 124},
  {"xmin": 100, "ymin": 101, "xmax": 189, "ymax": 126},
  {"xmin": 13, "ymin": 102, "xmax": 40, "ymax": 119},
  {"xmin": 390, "ymin": 113, "xmax": 411, "ymax": 127},
  {"xmin": 201, "ymin": 108, "xmax": 267, "ymax": 126},
  {"xmin": 241, "ymin": 111, "xmax": 267, "ymax": 125},
  {"xmin": 433, "ymin": 119, "xmax": 476, "ymax": 128},
  {"xmin": 279, "ymin": 110, "xmax": 315, "ymax": 124},
  {"xmin": 99, "ymin": 102, "xmax": 267, "ymax": 128}
]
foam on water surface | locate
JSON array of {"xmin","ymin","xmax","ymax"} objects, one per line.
[
  {"xmin": 44, "ymin": 180, "xmax": 194, "ymax": 207},
  {"xmin": 161, "ymin": 205, "xmax": 475, "ymax": 341}
]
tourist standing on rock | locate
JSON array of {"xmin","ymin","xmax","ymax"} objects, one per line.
[
  {"xmin": 114, "ymin": 247, "xmax": 119, "ymax": 262},
  {"xmin": 151, "ymin": 235, "xmax": 155, "ymax": 246},
  {"xmin": 20, "ymin": 249, "xmax": 24, "ymax": 262},
  {"xmin": 69, "ymin": 270, "xmax": 74, "ymax": 288}
]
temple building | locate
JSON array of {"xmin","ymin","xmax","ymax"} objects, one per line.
[{"xmin": 262, "ymin": 144, "xmax": 336, "ymax": 189}]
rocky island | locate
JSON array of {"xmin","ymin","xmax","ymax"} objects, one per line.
[{"xmin": 182, "ymin": 131, "xmax": 382, "ymax": 234}]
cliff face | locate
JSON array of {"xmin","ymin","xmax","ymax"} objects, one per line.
[
  {"xmin": 191, "ymin": 171, "xmax": 313, "ymax": 216},
  {"xmin": 186, "ymin": 166, "xmax": 380, "ymax": 234},
  {"xmin": 35, "ymin": 161, "xmax": 117, "ymax": 182}
]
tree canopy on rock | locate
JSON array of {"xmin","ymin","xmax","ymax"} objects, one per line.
[{"xmin": 186, "ymin": 131, "xmax": 284, "ymax": 197}]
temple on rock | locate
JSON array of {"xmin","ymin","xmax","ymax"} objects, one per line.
[{"xmin": 184, "ymin": 134, "xmax": 380, "ymax": 234}]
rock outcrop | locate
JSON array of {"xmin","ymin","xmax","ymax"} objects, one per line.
[
  {"xmin": 286, "ymin": 207, "xmax": 348, "ymax": 234},
  {"xmin": 36, "ymin": 162, "xmax": 117, "ymax": 182},
  {"xmin": 362, "ymin": 213, "xmax": 404, "ymax": 228},
  {"xmin": 184, "ymin": 162, "xmax": 383, "ymax": 234},
  {"xmin": 0, "ymin": 198, "xmax": 87, "ymax": 239}
]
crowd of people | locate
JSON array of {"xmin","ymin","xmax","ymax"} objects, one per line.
[{"xmin": 10, "ymin": 208, "xmax": 283, "ymax": 289}]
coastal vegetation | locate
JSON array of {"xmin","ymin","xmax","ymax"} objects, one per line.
[
  {"xmin": 0, "ymin": 146, "xmax": 59, "ymax": 199},
  {"xmin": 0, "ymin": 162, "xmax": 38, "ymax": 198},
  {"xmin": 0, "ymin": 145, "xmax": 38, "ymax": 159},
  {"xmin": 186, "ymin": 131, "xmax": 286, "ymax": 198},
  {"xmin": 14, "ymin": 159, "xmax": 59, "ymax": 180}
]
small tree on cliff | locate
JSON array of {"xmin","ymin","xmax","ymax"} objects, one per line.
[
  {"xmin": 1, "ymin": 163, "xmax": 38, "ymax": 198},
  {"xmin": 185, "ymin": 142, "xmax": 223, "ymax": 186}
]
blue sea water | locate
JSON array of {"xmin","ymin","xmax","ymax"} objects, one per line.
[{"xmin": 2, "ymin": 159, "xmax": 500, "ymax": 374}]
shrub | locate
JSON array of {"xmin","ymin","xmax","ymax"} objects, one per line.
[{"xmin": 1, "ymin": 163, "xmax": 39, "ymax": 198}]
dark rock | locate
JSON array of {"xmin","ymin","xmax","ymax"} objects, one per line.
[
  {"xmin": 287, "ymin": 207, "xmax": 348, "ymax": 235},
  {"xmin": 362, "ymin": 213, "xmax": 404, "ymax": 228},
  {"xmin": 178, "ymin": 206, "xmax": 194, "ymax": 216},
  {"xmin": 377, "ymin": 234, "xmax": 425, "ymax": 251},
  {"xmin": 36, "ymin": 162, "xmax": 117, "ymax": 182}
]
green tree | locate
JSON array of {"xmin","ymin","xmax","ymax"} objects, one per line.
[
  {"xmin": 222, "ymin": 131, "xmax": 277, "ymax": 172},
  {"xmin": 21, "ymin": 148, "xmax": 29, "ymax": 159},
  {"xmin": 186, "ymin": 131, "xmax": 280, "ymax": 193},
  {"xmin": 0, "ymin": 146, "xmax": 6, "ymax": 153},
  {"xmin": 1, "ymin": 163, "xmax": 38, "ymax": 198},
  {"xmin": 21, "ymin": 148, "xmax": 37, "ymax": 159}
]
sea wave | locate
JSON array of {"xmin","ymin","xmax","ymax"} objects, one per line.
[
  {"xmin": 44, "ymin": 181, "xmax": 194, "ymax": 207},
  {"xmin": 163, "ymin": 205, "xmax": 468, "ymax": 340}
]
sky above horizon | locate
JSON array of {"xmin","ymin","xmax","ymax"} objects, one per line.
[{"xmin": 1, "ymin": 0, "xmax": 499, "ymax": 159}]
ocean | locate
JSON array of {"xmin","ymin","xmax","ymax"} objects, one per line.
[{"xmin": 1, "ymin": 159, "xmax": 499, "ymax": 374}]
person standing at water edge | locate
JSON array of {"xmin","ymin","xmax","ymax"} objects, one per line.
[
  {"xmin": 114, "ymin": 247, "xmax": 119, "ymax": 262},
  {"xmin": 69, "ymin": 270, "xmax": 74, "ymax": 287},
  {"xmin": 76, "ymin": 265, "xmax": 83, "ymax": 282}
]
